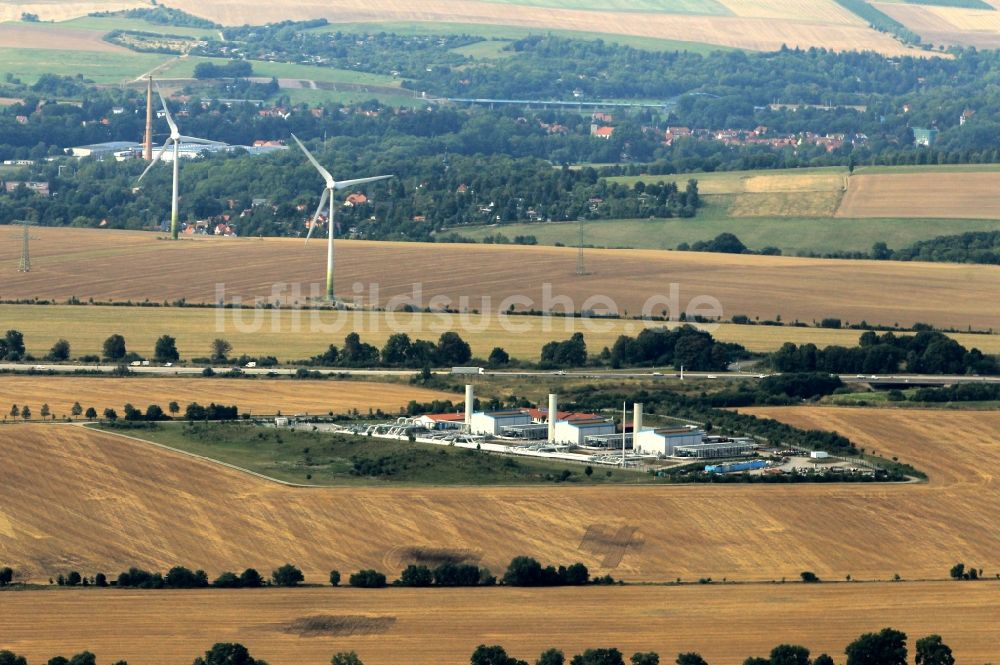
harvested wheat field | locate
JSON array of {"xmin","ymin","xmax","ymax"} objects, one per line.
[
  {"xmin": 0, "ymin": 376, "xmax": 450, "ymax": 417},
  {"xmin": 3, "ymin": 227, "xmax": 1000, "ymax": 331},
  {"xmin": 5, "ymin": 304, "xmax": 1000, "ymax": 360},
  {"xmin": 0, "ymin": 1, "xmax": 141, "ymax": 23},
  {"xmin": 875, "ymin": 1, "xmax": 1000, "ymax": 49},
  {"xmin": 2, "ymin": 583, "xmax": 999, "ymax": 665},
  {"xmin": 837, "ymin": 172, "xmax": 1000, "ymax": 219},
  {"xmin": 161, "ymin": 0, "xmax": 917, "ymax": 55},
  {"xmin": 2, "ymin": 407, "xmax": 999, "ymax": 586}
]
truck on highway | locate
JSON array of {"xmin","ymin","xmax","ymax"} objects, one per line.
[{"xmin": 451, "ymin": 366, "xmax": 485, "ymax": 375}]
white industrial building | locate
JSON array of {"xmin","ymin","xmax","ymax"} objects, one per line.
[
  {"xmin": 674, "ymin": 439, "xmax": 755, "ymax": 459},
  {"xmin": 70, "ymin": 141, "xmax": 143, "ymax": 159},
  {"xmin": 414, "ymin": 413, "xmax": 465, "ymax": 430},
  {"xmin": 634, "ymin": 426, "xmax": 705, "ymax": 457},
  {"xmin": 553, "ymin": 418, "xmax": 617, "ymax": 445},
  {"xmin": 470, "ymin": 410, "xmax": 532, "ymax": 436}
]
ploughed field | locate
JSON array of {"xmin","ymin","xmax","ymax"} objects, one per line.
[
  {"xmin": 1, "ymin": 407, "xmax": 998, "ymax": 586},
  {"xmin": 3, "ymin": 227, "xmax": 1000, "ymax": 331},
  {"xmin": 1, "ymin": 583, "xmax": 998, "ymax": 665}
]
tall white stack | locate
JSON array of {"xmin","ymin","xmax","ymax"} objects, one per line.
[
  {"xmin": 633, "ymin": 402, "xmax": 643, "ymax": 435},
  {"xmin": 548, "ymin": 393, "xmax": 558, "ymax": 443},
  {"xmin": 465, "ymin": 384, "xmax": 474, "ymax": 430}
]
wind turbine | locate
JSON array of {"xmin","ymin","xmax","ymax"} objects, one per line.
[
  {"xmin": 138, "ymin": 84, "xmax": 223, "ymax": 240},
  {"xmin": 292, "ymin": 133, "xmax": 393, "ymax": 302}
]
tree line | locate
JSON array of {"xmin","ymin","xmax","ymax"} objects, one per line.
[
  {"xmin": 770, "ymin": 330, "xmax": 999, "ymax": 376},
  {"xmin": 0, "ymin": 626, "xmax": 961, "ymax": 665},
  {"xmin": 693, "ymin": 231, "xmax": 1000, "ymax": 267},
  {"xmin": 469, "ymin": 629, "xmax": 956, "ymax": 665},
  {"xmin": 1, "ymin": 556, "xmax": 609, "ymax": 591}
]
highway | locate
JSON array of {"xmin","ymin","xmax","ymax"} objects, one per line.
[{"xmin": 1, "ymin": 363, "xmax": 997, "ymax": 385}]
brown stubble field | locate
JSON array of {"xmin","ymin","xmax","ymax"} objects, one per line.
[
  {"xmin": 837, "ymin": 172, "xmax": 1000, "ymax": 219},
  {"xmin": 0, "ymin": 375, "xmax": 451, "ymax": 417},
  {"xmin": 2, "ymin": 583, "xmax": 999, "ymax": 665},
  {"xmin": 0, "ymin": 0, "xmax": 919, "ymax": 55},
  {"xmin": 0, "ymin": 1, "xmax": 141, "ymax": 23},
  {"xmin": 3, "ymin": 406, "xmax": 1000, "ymax": 663},
  {"xmin": 159, "ymin": 0, "xmax": 916, "ymax": 55},
  {"xmin": 2, "ymin": 407, "xmax": 999, "ymax": 585},
  {"xmin": 875, "ymin": 0, "xmax": 1000, "ymax": 49},
  {"xmin": 0, "ymin": 21, "xmax": 128, "ymax": 51},
  {"xmin": 3, "ymin": 228, "xmax": 999, "ymax": 331}
]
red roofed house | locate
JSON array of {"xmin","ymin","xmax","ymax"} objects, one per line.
[
  {"xmin": 415, "ymin": 413, "xmax": 465, "ymax": 430},
  {"xmin": 664, "ymin": 126, "xmax": 691, "ymax": 145},
  {"xmin": 591, "ymin": 125, "xmax": 615, "ymax": 139},
  {"xmin": 344, "ymin": 193, "xmax": 368, "ymax": 206},
  {"xmin": 525, "ymin": 408, "xmax": 601, "ymax": 423}
]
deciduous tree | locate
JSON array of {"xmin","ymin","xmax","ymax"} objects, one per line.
[
  {"xmin": 844, "ymin": 628, "xmax": 907, "ymax": 665},
  {"xmin": 271, "ymin": 563, "xmax": 304, "ymax": 587},
  {"xmin": 914, "ymin": 635, "xmax": 954, "ymax": 665},
  {"xmin": 102, "ymin": 334, "xmax": 127, "ymax": 361}
]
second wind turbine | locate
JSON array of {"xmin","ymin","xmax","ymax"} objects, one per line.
[
  {"xmin": 292, "ymin": 133, "xmax": 394, "ymax": 302},
  {"xmin": 139, "ymin": 84, "xmax": 223, "ymax": 240}
]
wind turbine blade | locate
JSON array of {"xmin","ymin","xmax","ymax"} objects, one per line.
[
  {"xmin": 333, "ymin": 174, "xmax": 394, "ymax": 190},
  {"xmin": 177, "ymin": 135, "xmax": 226, "ymax": 146},
  {"xmin": 291, "ymin": 133, "xmax": 334, "ymax": 185},
  {"xmin": 137, "ymin": 139, "xmax": 170, "ymax": 182},
  {"xmin": 154, "ymin": 83, "xmax": 178, "ymax": 136},
  {"xmin": 305, "ymin": 188, "xmax": 330, "ymax": 244}
]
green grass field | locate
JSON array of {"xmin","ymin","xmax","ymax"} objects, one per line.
[
  {"xmin": 282, "ymin": 88, "xmax": 426, "ymax": 108},
  {"xmin": 54, "ymin": 16, "xmax": 219, "ymax": 39},
  {"xmin": 0, "ymin": 47, "xmax": 164, "ymax": 84},
  {"xmin": 459, "ymin": 209, "xmax": 1000, "ymax": 255},
  {"xmin": 315, "ymin": 21, "xmax": 727, "ymax": 54},
  {"xmin": 449, "ymin": 40, "xmax": 516, "ymax": 59},
  {"xmin": 98, "ymin": 421, "xmax": 655, "ymax": 486},
  {"xmin": 156, "ymin": 57, "xmax": 400, "ymax": 87},
  {"xmin": 468, "ymin": 164, "xmax": 999, "ymax": 254}
]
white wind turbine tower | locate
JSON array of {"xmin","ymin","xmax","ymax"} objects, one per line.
[
  {"xmin": 292, "ymin": 133, "xmax": 394, "ymax": 302},
  {"xmin": 138, "ymin": 84, "xmax": 223, "ymax": 240}
]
